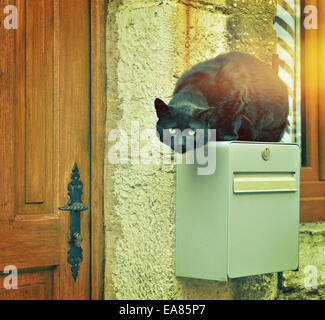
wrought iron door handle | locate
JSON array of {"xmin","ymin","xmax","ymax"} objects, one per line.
[{"xmin": 59, "ymin": 163, "xmax": 88, "ymax": 282}]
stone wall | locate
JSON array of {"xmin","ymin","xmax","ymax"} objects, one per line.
[{"xmin": 104, "ymin": 0, "xmax": 325, "ymax": 300}]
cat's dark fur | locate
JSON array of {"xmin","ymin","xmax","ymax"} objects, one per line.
[{"xmin": 155, "ymin": 52, "xmax": 289, "ymax": 153}]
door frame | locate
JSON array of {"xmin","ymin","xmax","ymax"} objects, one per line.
[{"xmin": 90, "ymin": 0, "xmax": 106, "ymax": 300}]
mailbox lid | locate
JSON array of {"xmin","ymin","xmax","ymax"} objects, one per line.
[
  {"xmin": 227, "ymin": 142, "xmax": 300, "ymax": 278},
  {"xmin": 228, "ymin": 141, "xmax": 300, "ymax": 173}
]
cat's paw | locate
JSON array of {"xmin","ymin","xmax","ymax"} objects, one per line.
[{"xmin": 223, "ymin": 135, "xmax": 239, "ymax": 141}]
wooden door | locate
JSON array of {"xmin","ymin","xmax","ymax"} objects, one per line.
[
  {"xmin": 300, "ymin": 0, "xmax": 325, "ymax": 221},
  {"xmin": 0, "ymin": 0, "xmax": 91, "ymax": 299}
]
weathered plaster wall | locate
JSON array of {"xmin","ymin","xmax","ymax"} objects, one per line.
[{"xmin": 104, "ymin": 0, "xmax": 325, "ymax": 300}]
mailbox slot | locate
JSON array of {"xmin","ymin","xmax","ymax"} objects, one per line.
[{"xmin": 233, "ymin": 172, "xmax": 298, "ymax": 194}]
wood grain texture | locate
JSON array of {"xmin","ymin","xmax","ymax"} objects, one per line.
[
  {"xmin": 300, "ymin": 0, "xmax": 319, "ymax": 181},
  {"xmin": 300, "ymin": 0, "xmax": 325, "ymax": 221},
  {"xmin": 0, "ymin": 268, "xmax": 55, "ymax": 300},
  {"xmin": 15, "ymin": 0, "xmax": 54, "ymax": 215},
  {"xmin": 0, "ymin": 218, "xmax": 60, "ymax": 270},
  {"xmin": 57, "ymin": 0, "xmax": 90, "ymax": 300},
  {"xmin": 0, "ymin": 0, "xmax": 94, "ymax": 300},
  {"xmin": 25, "ymin": 0, "xmax": 54, "ymax": 204},
  {"xmin": 90, "ymin": 0, "xmax": 106, "ymax": 300},
  {"xmin": 301, "ymin": 198, "xmax": 325, "ymax": 222},
  {"xmin": 319, "ymin": 0, "xmax": 325, "ymax": 181},
  {"xmin": 0, "ymin": 0, "xmax": 16, "ymax": 222}
]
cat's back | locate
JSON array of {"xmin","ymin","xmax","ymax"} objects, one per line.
[
  {"xmin": 177, "ymin": 51, "xmax": 273, "ymax": 78},
  {"xmin": 174, "ymin": 51, "xmax": 282, "ymax": 95}
]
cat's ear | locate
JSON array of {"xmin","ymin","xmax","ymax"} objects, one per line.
[
  {"xmin": 196, "ymin": 109, "xmax": 216, "ymax": 125},
  {"xmin": 155, "ymin": 98, "xmax": 170, "ymax": 119}
]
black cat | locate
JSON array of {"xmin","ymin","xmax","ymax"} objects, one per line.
[{"xmin": 155, "ymin": 51, "xmax": 289, "ymax": 153}]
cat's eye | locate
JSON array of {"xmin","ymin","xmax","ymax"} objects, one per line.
[
  {"xmin": 169, "ymin": 128, "xmax": 176, "ymax": 134},
  {"xmin": 188, "ymin": 130, "xmax": 196, "ymax": 136}
]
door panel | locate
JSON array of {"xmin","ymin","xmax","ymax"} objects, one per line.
[
  {"xmin": 0, "ymin": 269, "xmax": 55, "ymax": 300},
  {"xmin": 16, "ymin": 0, "xmax": 54, "ymax": 215},
  {"xmin": 300, "ymin": 0, "xmax": 325, "ymax": 221},
  {"xmin": 0, "ymin": 0, "xmax": 15, "ymax": 223},
  {"xmin": 25, "ymin": 0, "xmax": 54, "ymax": 206},
  {"xmin": 0, "ymin": 0, "xmax": 90, "ymax": 299},
  {"xmin": 319, "ymin": 0, "xmax": 325, "ymax": 181}
]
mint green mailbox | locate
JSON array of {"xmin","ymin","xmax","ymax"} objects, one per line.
[{"xmin": 176, "ymin": 142, "xmax": 300, "ymax": 281}]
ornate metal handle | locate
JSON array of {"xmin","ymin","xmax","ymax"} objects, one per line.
[{"xmin": 59, "ymin": 163, "xmax": 88, "ymax": 282}]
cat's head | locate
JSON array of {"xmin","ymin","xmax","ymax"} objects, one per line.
[{"xmin": 154, "ymin": 98, "xmax": 216, "ymax": 153}]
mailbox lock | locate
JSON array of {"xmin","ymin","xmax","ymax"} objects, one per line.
[{"xmin": 262, "ymin": 148, "xmax": 271, "ymax": 161}]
